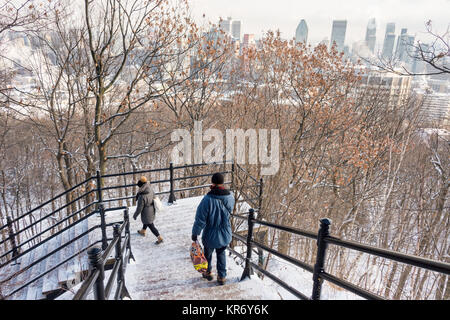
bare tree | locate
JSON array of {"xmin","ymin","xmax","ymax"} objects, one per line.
[
  {"xmin": 372, "ymin": 20, "xmax": 449, "ymax": 76},
  {"xmin": 83, "ymin": 0, "xmax": 198, "ymax": 182}
]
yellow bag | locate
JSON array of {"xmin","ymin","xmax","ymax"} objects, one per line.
[{"xmin": 190, "ymin": 241, "xmax": 208, "ymax": 273}]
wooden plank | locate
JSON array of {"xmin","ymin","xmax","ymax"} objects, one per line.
[
  {"xmin": 0, "ymin": 259, "xmax": 21, "ymax": 283},
  {"xmin": 79, "ymin": 218, "xmax": 90, "ymax": 272},
  {"xmin": 2, "ymin": 260, "xmax": 22, "ymax": 299},
  {"xmin": 62, "ymin": 221, "xmax": 78, "ymax": 285},
  {"xmin": 57, "ymin": 226, "xmax": 71, "ymax": 285},
  {"xmin": 72, "ymin": 219, "xmax": 89, "ymax": 279},
  {"xmin": 25, "ymin": 241, "xmax": 49, "ymax": 300},
  {"xmin": 10, "ymin": 247, "xmax": 35, "ymax": 300},
  {"xmin": 41, "ymin": 231, "xmax": 62, "ymax": 295}
]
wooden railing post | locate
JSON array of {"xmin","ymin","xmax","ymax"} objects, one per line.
[
  {"xmin": 240, "ymin": 208, "xmax": 255, "ymax": 281},
  {"xmin": 168, "ymin": 162, "xmax": 176, "ymax": 204},
  {"xmin": 6, "ymin": 216, "xmax": 19, "ymax": 259},
  {"xmin": 88, "ymin": 246, "xmax": 106, "ymax": 300},
  {"xmin": 311, "ymin": 218, "xmax": 331, "ymax": 300}
]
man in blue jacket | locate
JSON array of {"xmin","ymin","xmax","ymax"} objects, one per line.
[{"xmin": 192, "ymin": 172, "xmax": 235, "ymax": 285}]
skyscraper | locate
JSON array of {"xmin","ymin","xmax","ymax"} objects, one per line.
[
  {"xmin": 330, "ymin": 20, "xmax": 347, "ymax": 52},
  {"xmin": 219, "ymin": 17, "xmax": 232, "ymax": 34},
  {"xmin": 395, "ymin": 28, "xmax": 414, "ymax": 63},
  {"xmin": 231, "ymin": 20, "xmax": 241, "ymax": 41},
  {"xmin": 295, "ymin": 19, "xmax": 308, "ymax": 44},
  {"xmin": 412, "ymin": 43, "xmax": 429, "ymax": 74},
  {"xmin": 382, "ymin": 22, "xmax": 396, "ymax": 60},
  {"xmin": 365, "ymin": 18, "xmax": 376, "ymax": 53}
]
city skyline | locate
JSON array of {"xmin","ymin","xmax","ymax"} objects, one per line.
[{"xmin": 190, "ymin": 0, "xmax": 450, "ymax": 46}]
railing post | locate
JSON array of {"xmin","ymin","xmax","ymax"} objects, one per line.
[
  {"xmin": 240, "ymin": 208, "xmax": 255, "ymax": 281},
  {"xmin": 168, "ymin": 162, "xmax": 176, "ymax": 204},
  {"xmin": 123, "ymin": 208, "xmax": 135, "ymax": 262},
  {"xmin": 311, "ymin": 218, "xmax": 331, "ymax": 300},
  {"xmin": 99, "ymin": 203, "xmax": 108, "ymax": 250},
  {"xmin": 231, "ymin": 162, "xmax": 235, "ymax": 191},
  {"xmin": 258, "ymin": 178, "xmax": 263, "ymax": 212},
  {"xmin": 96, "ymin": 170, "xmax": 103, "ymax": 204},
  {"xmin": 88, "ymin": 246, "xmax": 106, "ymax": 300},
  {"xmin": 6, "ymin": 216, "xmax": 19, "ymax": 259},
  {"xmin": 113, "ymin": 224, "xmax": 125, "ymax": 297}
]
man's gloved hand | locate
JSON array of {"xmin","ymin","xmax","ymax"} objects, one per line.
[{"xmin": 192, "ymin": 234, "xmax": 197, "ymax": 242}]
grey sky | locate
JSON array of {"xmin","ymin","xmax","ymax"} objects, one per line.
[{"xmin": 189, "ymin": 0, "xmax": 450, "ymax": 48}]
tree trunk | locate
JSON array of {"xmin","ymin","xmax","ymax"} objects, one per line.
[{"xmin": 393, "ymin": 264, "xmax": 412, "ymax": 300}]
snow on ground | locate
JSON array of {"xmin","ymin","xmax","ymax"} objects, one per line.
[
  {"xmin": 261, "ymin": 255, "xmax": 363, "ymax": 300},
  {"xmin": 60, "ymin": 195, "xmax": 364, "ymax": 300},
  {"xmin": 123, "ymin": 196, "xmax": 280, "ymax": 300}
]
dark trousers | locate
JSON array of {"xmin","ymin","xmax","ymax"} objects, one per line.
[
  {"xmin": 142, "ymin": 223, "xmax": 160, "ymax": 237},
  {"xmin": 204, "ymin": 246, "xmax": 227, "ymax": 278}
]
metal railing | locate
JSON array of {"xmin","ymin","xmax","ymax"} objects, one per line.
[
  {"xmin": 0, "ymin": 161, "xmax": 234, "ymax": 300},
  {"xmin": 231, "ymin": 210, "xmax": 450, "ymax": 300},
  {"xmin": 73, "ymin": 210, "xmax": 132, "ymax": 300},
  {"xmin": 3, "ymin": 160, "xmax": 448, "ymax": 300}
]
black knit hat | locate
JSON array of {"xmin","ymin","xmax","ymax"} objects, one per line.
[{"xmin": 211, "ymin": 172, "xmax": 224, "ymax": 185}]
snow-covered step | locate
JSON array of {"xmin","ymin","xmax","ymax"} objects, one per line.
[
  {"xmin": 121, "ymin": 195, "xmax": 278, "ymax": 300},
  {"xmin": 57, "ymin": 224, "xmax": 74, "ymax": 285},
  {"xmin": 0, "ymin": 258, "xmax": 21, "ymax": 283},
  {"xmin": 25, "ymin": 241, "xmax": 49, "ymax": 300},
  {"xmin": 10, "ymin": 248, "xmax": 35, "ymax": 299},
  {"xmin": 62, "ymin": 220, "xmax": 77, "ymax": 286},
  {"xmin": 57, "ymin": 219, "xmax": 89, "ymax": 286},
  {"xmin": 41, "ymin": 232, "xmax": 62, "ymax": 295},
  {"xmin": 65, "ymin": 219, "xmax": 89, "ymax": 285}
]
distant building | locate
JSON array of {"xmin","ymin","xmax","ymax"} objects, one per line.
[
  {"xmin": 357, "ymin": 69, "xmax": 412, "ymax": 109},
  {"xmin": 319, "ymin": 37, "xmax": 330, "ymax": 48},
  {"xmin": 330, "ymin": 20, "xmax": 347, "ymax": 52},
  {"xmin": 231, "ymin": 20, "xmax": 241, "ymax": 41},
  {"xmin": 219, "ymin": 17, "xmax": 232, "ymax": 35},
  {"xmin": 415, "ymin": 90, "xmax": 450, "ymax": 127},
  {"xmin": 427, "ymin": 79, "xmax": 450, "ymax": 94},
  {"xmin": 365, "ymin": 18, "xmax": 376, "ymax": 53},
  {"xmin": 395, "ymin": 28, "xmax": 415, "ymax": 64},
  {"xmin": 242, "ymin": 34, "xmax": 256, "ymax": 50},
  {"xmin": 295, "ymin": 19, "xmax": 308, "ymax": 44},
  {"xmin": 351, "ymin": 40, "xmax": 373, "ymax": 61},
  {"xmin": 344, "ymin": 45, "xmax": 350, "ymax": 58},
  {"xmin": 411, "ymin": 43, "xmax": 430, "ymax": 74},
  {"xmin": 382, "ymin": 23, "xmax": 396, "ymax": 60}
]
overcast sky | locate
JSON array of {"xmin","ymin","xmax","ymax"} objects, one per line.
[{"xmin": 189, "ymin": 0, "xmax": 450, "ymax": 48}]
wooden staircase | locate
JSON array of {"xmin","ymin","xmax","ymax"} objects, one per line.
[{"xmin": 0, "ymin": 219, "xmax": 90, "ymax": 300}]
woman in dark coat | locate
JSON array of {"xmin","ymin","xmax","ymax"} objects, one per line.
[{"xmin": 133, "ymin": 176, "xmax": 163, "ymax": 244}]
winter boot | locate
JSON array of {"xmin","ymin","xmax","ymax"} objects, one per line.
[
  {"xmin": 202, "ymin": 271, "xmax": 213, "ymax": 281},
  {"xmin": 155, "ymin": 235, "xmax": 163, "ymax": 245},
  {"xmin": 137, "ymin": 229, "xmax": 146, "ymax": 236},
  {"xmin": 217, "ymin": 276, "xmax": 226, "ymax": 285}
]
